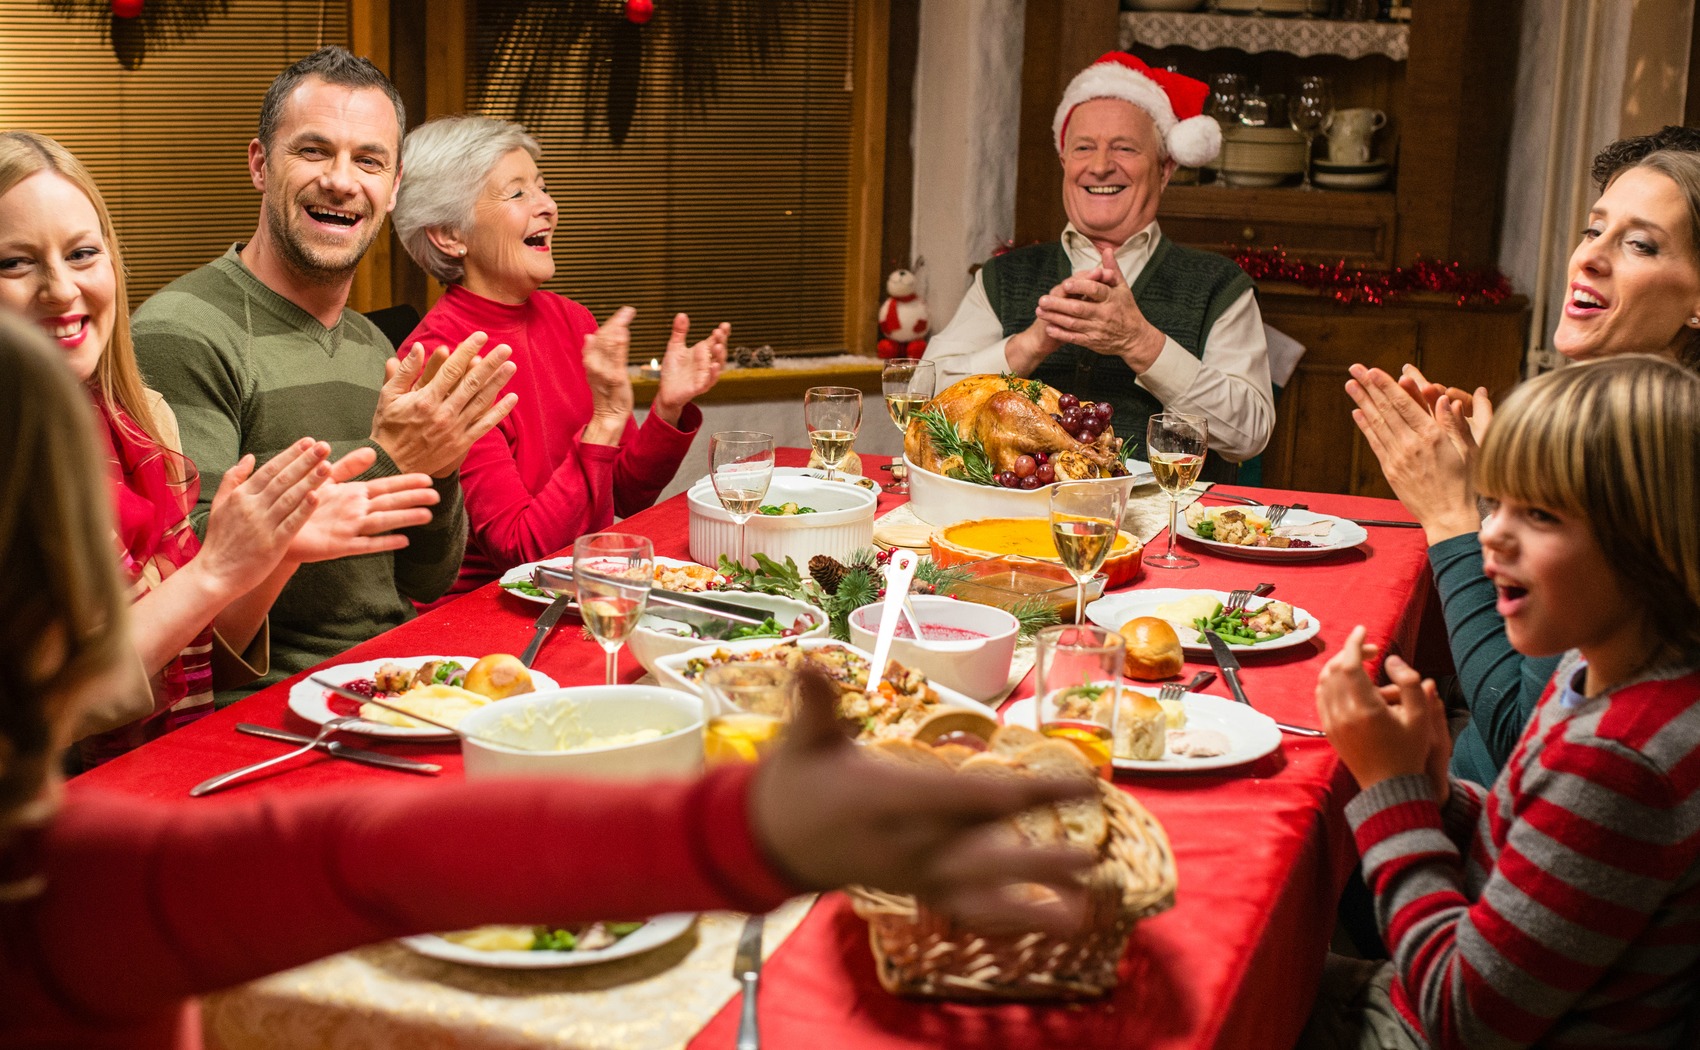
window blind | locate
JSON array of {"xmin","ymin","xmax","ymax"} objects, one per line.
[
  {"xmin": 468, "ymin": 0, "xmax": 854, "ymax": 356},
  {"xmin": 0, "ymin": 2, "xmax": 348, "ymax": 308}
]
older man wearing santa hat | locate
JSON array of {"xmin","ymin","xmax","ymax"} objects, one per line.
[{"xmin": 924, "ymin": 53, "xmax": 1273, "ymax": 479}]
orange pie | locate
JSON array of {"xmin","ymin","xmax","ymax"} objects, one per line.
[{"xmin": 929, "ymin": 518, "xmax": 1144, "ymax": 588}]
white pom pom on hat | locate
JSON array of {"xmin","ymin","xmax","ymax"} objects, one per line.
[{"xmin": 1053, "ymin": 51, "xmax": 1222, "ymax": 169}]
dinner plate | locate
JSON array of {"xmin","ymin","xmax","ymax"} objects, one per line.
[
  {"xmin": 1085, "ymin": 589, "xmax": 1322, "ymax": 653},
  {"xmin": 287, "ymin": 656, "xmax": 562, "ymax": 740},
  {"xmin": 1180, "ymin": 507, "xmax": 1368, "ymax": 562},
  {"xmin": 400, "ymin": 913, "xmax": 696, "ymax": 969},
  {"xmin": 498, "ymin": 556, "xmax": 714, "ymax": 607},
  {"xmin": 1001, "ymin": 693, "xmax": 1281, "ymax": 773}
]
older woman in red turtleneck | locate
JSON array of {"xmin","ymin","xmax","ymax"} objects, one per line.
[{"xmin": 394, "ymin": 116, "xmax": 729, "ymax": 600}]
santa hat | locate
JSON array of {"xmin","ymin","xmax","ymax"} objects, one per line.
[{"xmin": 1053, "ymin": 52, "xmax": 1220, "ymax": 168}]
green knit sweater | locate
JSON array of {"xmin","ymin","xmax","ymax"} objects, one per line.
[
  {"xmin": 133, "ymin": 246, "xmax": 467, "ymax": 698},
  {"xmin": 980, "ymin": 237, "xmax": 1253, "ymax": 483}
]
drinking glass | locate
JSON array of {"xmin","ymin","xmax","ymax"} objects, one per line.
[
  {"xmin": 880, "ymin": 360, "xmax": 936, "ymax": 493},
  {"xmin": 573, "ymin": 532, "xmax": 654, "ymax": 686},
  {"xmin": 1146, "ymin": 413, "xmax": 1209, "ymax": 570},
  {"xmin": 1291, "ymin": 76, "xmax": 1332, "ymax": 190},
  {"xmin": 709, "ymin": 431, "xmax": 775, "ymax": 568},
  {"xmin": 701, "ymin": 661, "xmax": 793, "ymax": 766},
  {"xmin": 803, "ymin": 386, "xmax": 863, "ymax": 482},
  {"xmin": 1049, "ymin": 480, "xmax": 1129, "ymax": 624},
  {"xmin": 1033, "ymin": 624, "xmax": 1124, "ymax": 779}
]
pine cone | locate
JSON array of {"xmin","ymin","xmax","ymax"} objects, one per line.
[{"xmin": 809, "ymin": 554, "xmax": 848, "ymax": 594}]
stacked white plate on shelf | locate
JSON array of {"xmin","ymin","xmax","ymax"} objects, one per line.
[
  {"xmin": 1219, "ymin": 126, "xmax": 1308, "ymax": 188},
  {"xmin": 1314, "ymin": 158, "xmax": 1391, "ymax": 190}
]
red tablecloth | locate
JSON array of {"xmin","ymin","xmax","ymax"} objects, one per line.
[{"xmin": 73, "ymin": 451, "xmax": 1436, "ymax": 1050}]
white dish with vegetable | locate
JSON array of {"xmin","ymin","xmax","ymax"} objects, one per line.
[
  {"xmin": 499, "ymin": 555, "xmax": 722, "ymax": 607},
  {"xmin": 287, "ymin": 656, "xmax": 561, "ymax": 741},
  {"xmin": 1180, "ymin": 505, "xmax": 1367, "ymax": 562},
  {"xmin": 687, "ymin": 474, "xmax": 876, "ymax": 569},
  {"xmin": 627, "ymin": 590, "xmax": 830, "ymax": 675},
  {"xmin": 401, "ymin": 913, "xmax": 695, "ymax": 969},
  {"xmin": 1085, "ymin": 589, "xmax": 1322, "ymax": 654}
]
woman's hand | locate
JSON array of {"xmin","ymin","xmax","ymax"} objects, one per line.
[
  {"xmin": 582, "ymin": 306, "xmax": 636, "ymax": 446},
  {"xmin": 753, "ymin": 666, "xmax": 1094, "ymax": 935},
  {"xmin": 652, "ymin": 314, "xmax": 729, "ymax": 427},
  {"xmin": 284, "ymin": 447, "xmax": 440, "ymax": 563},
  {"xmin": 1315, "ymin": 626, "xmax": 1450, "ymax": 803},
  {"xmin": 194, "ymin": 438, "xmax": 332, "ymax": 600},
  {"xmin": 1346, "ymin": 364, "xmax": 1482, "ymax": 545}
]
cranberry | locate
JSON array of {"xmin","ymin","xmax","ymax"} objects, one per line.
[
  {"xmin": 1018, "ymin": 475, "xmax": 1041, "ymax": 490},
  {"xmin": 1012, "ymin": 454, "xmax": 1037, "ymax": 478},
  {"xmin": 1058, "ymin": 393, "xmax": 1080, "ymax": 412}
]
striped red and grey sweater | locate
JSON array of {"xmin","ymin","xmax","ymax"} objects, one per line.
[{"xmin": 1346, "ymin": 654, "xmax": 1700, "ymax": 1049}]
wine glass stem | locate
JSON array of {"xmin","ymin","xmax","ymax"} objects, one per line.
[
  {"xmin": 1301, "ymin": 133, "xmax": 1315, "ymax": 189},
  {"xmin": 1166, "ymin": 495, "xmax": 1181, "ymax": 558},
  {"xmin": 1074, "ymin": 576, "xmax": 1086, "ymax": 625},
  {"xmin": 605, "ymin": 646, "xmax": 617, "ymax": 687}
]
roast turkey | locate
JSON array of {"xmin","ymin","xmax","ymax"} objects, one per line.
[{"xmin": 904, "ymin": 374, "xmax": 1121, "ymax": 480}]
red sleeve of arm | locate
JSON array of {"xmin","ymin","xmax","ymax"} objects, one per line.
[
  {"xmin": 19, "ymin": 764, "xmax": 796, "ymax": 1025},
  {"xmin": 612, "ymin": 402, "xmax": 702, "ymax": 519}
]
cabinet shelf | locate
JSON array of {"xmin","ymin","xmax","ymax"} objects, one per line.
[{"xmin": 1120, "ymin": 12, "xmax": 1410, "ymax": 60}]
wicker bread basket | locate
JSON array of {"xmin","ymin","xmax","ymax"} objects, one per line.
[{"xmin": 847, "ymin": 782, "xmax": 1177, "ymax": 1000}]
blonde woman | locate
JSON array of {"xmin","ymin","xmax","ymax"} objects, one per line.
[{"xmin": 0, "ymin": 131, "xmax": 439, "ymax": 763}]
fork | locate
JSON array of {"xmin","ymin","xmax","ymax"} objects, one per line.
[
  {"xmin": 1224, "ymin": 582, "xmax": 1275, "ymax": 613},
  {"xmin": 189, "ymin": 715, "xmax": 363, "ymax": 797},
  {"xmin": 1156, "ymin": 681, "xmax": 1187, "ymax": 705},
  {"xmin": 1265, "ymin": 504, "xmax": 1294, "ymax": 529}
]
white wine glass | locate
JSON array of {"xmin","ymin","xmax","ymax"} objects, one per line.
[
  {"xmin": 880, "ymin": 360, "xmax": 935, "ymax": 493},
  {"xmin": 1147, "ymin": 412, "xmax": 1209, "ymax": 570},
  {"xmin": 701, "ymin": 661, "xmax": 793, "ymax": 767},
  {"xmin": 1049, "ymin": 480, "xmax": 1128, "ymax": 625},
  {"xmin": 572, "ymin": 532, "xmax": 654, "ymax": 686},
  {"xmin": 709, "ymin": 431, "xmax": 775, "ymax": 569},
  {"xmin": 803, "ymin": 386, "xmax": 863, "ymax": 483},
  {"xmin": 1291, "ymin": 76, "xmax": 1332, "ymax": 190},
  {"xmin": 1033, "ymin": 624, "xmax": 1123, "ymax": 780}
]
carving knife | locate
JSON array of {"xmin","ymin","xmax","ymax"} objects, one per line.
[
  {"xmin": 520, "ymin": 590, "xmax": 575, "ymax": 667},
  {"xmin": 234, "ymin": 723, "xmax": 441, "ymax": 774},
  {"xmin": 1204, "ymin": 630, "xmax": 1326, "ymax": 737}
]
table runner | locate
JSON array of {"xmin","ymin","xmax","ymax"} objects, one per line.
[{"xmin": 70, "ymin": 451, "xmax": 1436, "ymax": 1050}]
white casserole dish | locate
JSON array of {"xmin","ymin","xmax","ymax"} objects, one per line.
[
  {"xmin": 904, "ymin": 456, "xmax": 1144, "ymax": 525},
  {"xmin": 687, "ymin": 474, "xmax": 876, "ymax": 568}
]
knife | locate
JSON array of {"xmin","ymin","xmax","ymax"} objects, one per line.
[
  {"xmin": 1204, "ymin": 630, "xmax": 1327, "ymax": 738},
  {"xmin": 733, "ymin": 913, "xmax": 764, "ymax": 1050},
  {"xmin": 234, "ymin": 724, "xmax": 442, "ymax": 774},
  {"xmin": 533, "ymin": 566, "xmax": 769, "ymax": 628},
  {"xmin": 1346, "ymin": 518, "xmax": 1423, "ymax": 528},
  {"xmin": 520, "ymin": 591, "xmax": 575, "ymax": 667}
]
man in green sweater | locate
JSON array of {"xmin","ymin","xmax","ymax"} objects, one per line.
[
  {"xmin": 925, "ymin": 52, "xmax": 1273, "ymax": 481},
  {"xmin": 134, "ymin": 47, "xmax": 518, "ymax": 695}
]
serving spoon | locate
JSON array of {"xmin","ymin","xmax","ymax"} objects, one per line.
[{"xmin": 865, "ymin": 550, "xmax": 920, "ymax": 693}]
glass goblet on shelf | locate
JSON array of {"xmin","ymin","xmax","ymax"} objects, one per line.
[
  {"xmin": 1290, "ymin": 76, "xmax": 1332, "ymax": 190},
  {"xmin": 572, "ymin": 532, "xmax": 654, "ymax": 687},
  {"xmin": 880, "ymin": 359, "xmax": 936, "ymax": 493},
  {"xmin": 1033, "ymin": 624, "xmax": 1124, "ymax": 779},
  {"xmin": 1146, "ymin": 412, "xmax": 1209, "ymax": 570},
  {"xmin": 1049, "ymin": 480, "xmax": 1129, "ymax": 625},
  {"xmin": 803, "ymin": 385, "xmax": 863, "ymax": 483},
  {"xmin": 708, "ymin": 431, "xmax": 775, "ymax": 569}
]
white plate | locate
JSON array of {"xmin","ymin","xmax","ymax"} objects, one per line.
[
  {"xmin": 401, "ymin": 913, "xmax": 696, "ymax": 969},
  {"xmin": 651, "ymin": 636, "xmax": 997, "ymax": 719},
  {"xmin": 288, "ymin": 656, "xmax": 561, "ymax": 740},
  {"xmin": 499, "ymin": 556, "xmax": 709, "ymax": 607},
  {"xmin": 1084, "ymin": 589, "xmax": 1322, "ymax": 654},
  {"xmin": 1180, "ymin": 507, "xmax": 1368, "ymax": 562},
  {"xmin": 1001, "ymin": 693, "xmax": 1280, "ymax": 772}
]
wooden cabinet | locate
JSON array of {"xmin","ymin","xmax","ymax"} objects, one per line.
[{"xmin": 1159, "ymin": 185, "xmax": 1397, "ymax": 269}]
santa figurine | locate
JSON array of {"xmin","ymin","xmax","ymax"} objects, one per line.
[{"xmin": 876, "ymin": 269, "xmax": 929, "ymax": 360}]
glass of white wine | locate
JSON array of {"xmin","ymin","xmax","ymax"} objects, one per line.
[
  {"xmin": 880, "ymin": 360, "xmax": 935, "ymax": 494},
  {"xmin": 1147, "ymin": 412, "xmax": 1209, "ymax": 570},
  {"xmin": 700, "ymin": 661, "xmax": 793, "ymax": 767},
  {"xmin": 1050, "ymin": 480, "xmax": 1128, "ymax": 625},
  {"xmin": 803, "ymin": 386, "xmax": 862, "ymax": 483},
  {"xmin": 572, "ymin": 532, "xmax": 654, "ymax": 686},
  {"xmin": 709, "ymin": 431, "xmax": 775, "ymax": 569},
  {"xmin": 1033, "ymin": 624, "xmax": 1124, "ymax": 780}
]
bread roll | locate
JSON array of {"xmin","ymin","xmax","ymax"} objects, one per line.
[
  {"xmin": 463, "ymin": 653, "xmax": 535, "ymax": 700},
  {"xmin": 1116, "ymin": 690, "xmax": 1167, "ymax": 762},
  {"xmin": 1119, "ymin": 617, "xmax": 1183, "ymax": 680}
]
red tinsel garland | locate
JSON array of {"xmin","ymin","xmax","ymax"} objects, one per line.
[{"xmin": 1232, "ymin": 248, "xmax": 1513, "ymax": 308}]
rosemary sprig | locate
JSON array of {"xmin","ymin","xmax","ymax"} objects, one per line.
[
  {"xmin": 1000, "ymin": 372, "xmax": 1044, "ymax": 404},
  {"xmin": 913, "ymin": 409, "xmax": 995, "ymax": 485}
]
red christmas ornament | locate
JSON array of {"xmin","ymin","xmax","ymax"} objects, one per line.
[
  {"xmin": 624, "ymin": 0, "xmax": 654, "ymax": 24},
  {"xmin": 111, "ymin": 0, "xmax": 144, "ymax": 16}
]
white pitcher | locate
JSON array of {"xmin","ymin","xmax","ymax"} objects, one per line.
[{"xmin": 1322, "ymin": 107, "xmax": 1386, "ymax": 165}]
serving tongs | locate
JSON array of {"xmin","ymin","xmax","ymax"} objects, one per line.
[{"xmin": 530, "ymin": 565, "xmax": 770, "ymax": 637}]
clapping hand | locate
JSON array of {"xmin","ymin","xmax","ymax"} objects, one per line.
[
  {"xmin": 1399, "ymin": 363, "xmax": 1494, "ymax": 448},
  {"xmin": 652, "ymin": 314, "xmax": 729, "ymax": 427},
  {"xmin": 582, "ymin": 306, "xmax": 637, "ymax": 444},
  {"xmin": 195, "ymin": 438, "xmax": 333, "ymax": 601},
  {"xmin": 1033, "ymin": 245, "xmax": 1167, "ymax": 372},
  {"xmin": 1315, "ymin": 626, "xmax": 1450, "ymax": 804},
  {"xmin": 1346, "ymin": 363, "xmax": 1482, "ymax": 544},
  {"xmin": 372, "ymin": 331, "xmax": 518, "ymax": 478},
  {"xmin": 753, "ymin": 666, "xmax": 1093, "ymax": 935},
  {"xmin": 285, "ymin": 447, "xmax": 440, "ymax": 564}
]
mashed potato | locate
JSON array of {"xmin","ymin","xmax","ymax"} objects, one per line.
[{"xmin": 360, "ymin": 683, "xmax": 491, "ymax": 729}]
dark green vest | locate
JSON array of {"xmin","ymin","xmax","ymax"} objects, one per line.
[{"xmin": 980, "ymin": 237, "xmax": 1253, "ymax": 483}]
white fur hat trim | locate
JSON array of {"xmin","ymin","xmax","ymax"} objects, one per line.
[{"xmin": 1052, "ymin": 63, "xmax": 1222, "ymax": 168}]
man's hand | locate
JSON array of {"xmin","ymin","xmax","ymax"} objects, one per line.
[
  {"xmin": 1346, "ymin": 363, "xmax": 1481, "ymax": 545},
  {"xmin": 372, "ymin": 331, "xmax": 518, "ymax": 478},
  {"xmin": 652, "ymin": 313, "xmax": 729, "ymax": 427},
  {"xmin": 582, "ymin": 306, "xmax": 637, "ymax": 445},
  {"xmin": 284, "ymin": 447, "xmax": 440, "ymax": 564},
  {"xmin": 195, "ymin": 438, "xmax": 332, "ymax": 600},
  {"xmin": 753, "ymin": 665, "xmax": 1093, "ymax": 935},
  {"xmin": 1033, "ymin": 245, "xmax": 1166, "ymax": 372},
  {"xmin": 1315, "ymin": 626, "xmax": 1450, "ymax": 802}
]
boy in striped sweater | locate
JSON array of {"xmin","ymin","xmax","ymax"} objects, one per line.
[{"xmin": 1306, "ymin": 357, "xmax": 1700, "ymax": 1049}]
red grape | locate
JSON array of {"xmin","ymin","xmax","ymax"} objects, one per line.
[
  {"xmin": 1061, "ymin": 407, "xmax": 1081, "ymax": 427},
  {"xmin": 1058, "ymin": 393, "xmax": 1079, "ymax": 411},
  {"xmin": 998, "ymin": 471, "xmax": 1020, "ymax": 488},
  {"xmin": 1013, "ymin": 454, "xmax": 1037, "ymax": 478},
  {"xmin": 1018, "ymin": 475, "xmax": 1041, "ymax": 490},
  {"xmin": 1094, "ymin": 402, "xmax": 1114, "ymax": 423},
  {"xmin": 1034, "ymin": 451, "xmax": 1049, "ymax": 464},
  {"xmin": 1036, "ymin": 463, "xmax": 1056, "ymax": 484}
]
